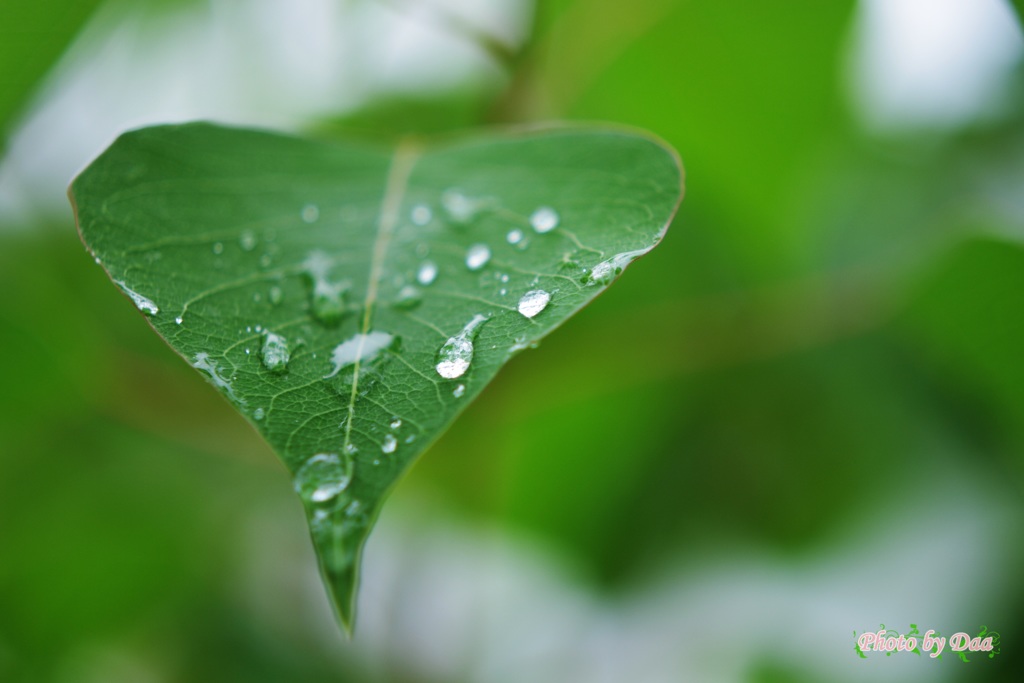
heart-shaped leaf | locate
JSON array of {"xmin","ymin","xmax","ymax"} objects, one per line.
[{"xmin": 70, "ymin": 122, "xmax": 683, "ymax": 631}]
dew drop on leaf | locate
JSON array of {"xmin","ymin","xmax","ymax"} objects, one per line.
[
  {"xmin": 530, "ymin": 206, "xmax": 559, "ymax": 233},
  {"xmin": 507, "ymin": 229, "xmax": 524, "ymax": 245},
  {"xmin": 324, "ymin": 331, "xmax": 395, "ymax": 379},
  {"xmin": 417, "ymin": 260, "xmax": 438, "ymax": 286},
  {"xmin": 381, "ymin": 434, "xmax": 397, "ymax": 454},
  {"xmin": 302, "ymin": 204, "xmax": 320, "ymax": 223},
  {"xmin": 465, "ymin": 243, "xmax": 491, "ymax": 271},
  {"xmin": 260, "ymin": 330, "xmax": 290, "ymax": 374},
  {"xmin": 191, "ymin": 352, "xmax": 244, "ymax": 404},
  {"xmin": 303, "ymin": 250, "xmax": 350, "ymax": 323},
  {"xmin": 441, "ymin": 189, "xmax": 476, "ymax": 223},
  {"xmin": 294, "ymin": 452, "xmax": 352, "ymax": 503},
  {"xmin": 411, "ymin": 204, "xmax": 432, "ymax": 225},
  {"xmin": 212, "ymin": 242, "xmax": 224, "ymax": 255},
  {"xmin": 517, "ymin": 289, "xmax": 551, "ymax": 318},
  {"xmin": 390, "ymin": 418, "xmax": 402, "ymax": 429},
  {"xmin": 269, "ymin": 286, "xmax": 283, "ymax": 305},
  {"xmin": 586, "ymin": 248, "xmax": 648, "ymax": 285},
  {"xmin": 115, "ymin": 280, "xmax": 159, "ymax": 315},
  {"xmin": 435, "ymin": 314, "xmax": 488, "ymax": 379},
  {"xmin": 392, "ymin": 284, "xmax": 422, "ymax": 310},
  {"xmin": 239, "ymin": 230, "xmax": 257, "ymax": 251},
  {"xmin": 453, "ymin": 384, "xmax": 465, "ymax": 397}
]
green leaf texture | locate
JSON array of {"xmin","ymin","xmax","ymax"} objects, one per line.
[{"xmin": 70, "ymin": 122, "xmax": 683, "ymax": 631}]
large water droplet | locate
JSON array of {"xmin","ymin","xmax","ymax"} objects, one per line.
[
  {"xmin": 517, "ymin": 289, "xmax": 551, "ymax": 318},
  {"xmin": 392, "ymin": 285, "xmax": 422, "ymax": 310},
  {"xmin": 302, "ymin": 204, "xmax": 320, "ymax": 223},
  {"xmin": 435, "ymin": 314, "xmax": 488, "ymax": 379},
  {"xmin": 586, "ymin": 248, "xmax": 648, "ymax": 286},
  {"xmin": 115, "ymin": 280, "xmax": 159, "ymax": 316},
  {"xmin": 294, "ymin": 452, "xmax": 352, "ymax": 503},
  {"xmin": 411, "ymin": 204, "xmax": 432, "ymax": 226},
  {"xmin": 324, "ymin": 331, "xmax": 395, "ymax": 379},
  {"xmin": 192, "ymin": 352, "xmax": 244, "ymax": 404},
  {"xmin": 381, "ymin": 434, "xmax": 397, "ymax": 454},
  {"xmin": 303, "ymin": 250, "xmax": 350, "ymax": 323},
  {"xmin": 260, "ymin": 330, "xmax": 290, "ymax": 374},
  {"xmin": 465, "ymin": 244, "xmax": 491, "ymax": 271},
  {"xmin": 530, "ymin": 207, "xmax": 559, "ymax": 233},
  {"xmin": 417, "ymin": 260, "xmax": 438, "ymax": 286}
]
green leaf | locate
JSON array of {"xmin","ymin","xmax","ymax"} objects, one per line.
[{"xmin": 69, "ymin": 122, "xmax": 682, "ymax": 632}]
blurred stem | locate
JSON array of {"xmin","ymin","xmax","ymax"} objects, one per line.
[{"xmin": 489, "ymin": 0, "xmax": 679, "ymax": 122}]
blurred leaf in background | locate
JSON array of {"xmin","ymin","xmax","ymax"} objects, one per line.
[{"xmin": 2, "ymin": 0, "xmax": 1024, "ymax": 682}]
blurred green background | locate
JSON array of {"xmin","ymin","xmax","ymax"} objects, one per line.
[{"xmin": 2, "ymin": 1, "xmax": 1024, "ymax": 681}]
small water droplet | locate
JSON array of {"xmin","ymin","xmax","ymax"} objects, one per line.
[
  {"xmin": 393, "ymin": 285, "xmax": 422, "ymax": 310},
  {"xmin": 417, "ymin": 260, "xmax": 438, "ymax": 286},
  {"xmin": 259, "ymin": 253, "xmax": 273, "ymax": 268},
  {"xmin": 465, "ymin": 244, "xmax": 491, "ymax": 271},
  {"xmin": 344, "ymin": 443, "xmax": 358, "ymax": 455},
  {"xmin": 324, "ymin": 331, "xmax": 395, "ymax": 379},
  {"xmin": 586, "ymin": 248, "xmax": 648, "ymax": 286},
  {"xmin": 302, "ymin": 204, "xmax": 320, "ymax": 223},
  {"xmin": 345, "ymin": 500, "xmax": 363, "ymax": 517},
  {"xmin": 260, "ymin": 330, "xmax": 290, "ymax": 374},
  {"xmin": 93, "ymin": 255, "xmax": 101, "ymax": 265},
  {"xmin": 269, "ymin": 286, "xmax": 283, "ymax": 305},
  {"xmin": 212, "ymin": 242, "xmax": 224, "ymax": 255},
  {"xmin": 411, "ymin": 204, "xmax": 432, "ymax": 225},
  {"xmin": 192, "ymin": 352, "xmax": 244, "ymax": 404},
  {"xmin": 294, "ymin": 452, "xmax": 352, "ymax": 503},
  {"xmin": 303, "ymin": 250, "xmax": 350, "ymax": 323},
  {"xmin": 390, "ymin": 418, "xmax": 402, "ymax": 429},
  {"xmin": 506, "ymin": 229, "xmax": 524, "ymax": 245},
  {"xmin": 240, "ymin": 230, "xmax": 257, "ymax": 251},
  {"xmin": 530, "ymin": 207, "xmax": 559, "ymax": 233},
  {"xmin": 517, "ymin": 289, "xmax": 551, "ymax": 318},
  {"xmin": 405, "ymin": 434, "xmax": 417, "ymax": 444},
  {"xmin": 115, "ymin": 280, "xmax": 159, "ymax": 316},
  {"xmin": 253, "ymin": 407, "xmax": 265, "ymax": 420},
  {"xmin": 453, "ymin": 384, "xmax": 465, "ymax": 397},
  {"xmin": 499, "ymin": 288, "xmax": 507, "ymax": 296},
  {"xmin": 435, "ymin": 314, "xmax": 488, "ymax": 379},
  {"xmin": 381, "ymin": 434, "xmax": 397, "ymax": 454},
  {"xmin": 174, "ymin": 316, "xmax": 183, "ymax": 325},
  {"xmin": 442, "ymin": 189, "xmax": 477, "ymax": 223}
]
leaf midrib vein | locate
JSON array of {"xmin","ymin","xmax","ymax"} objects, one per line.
[{"xmin": 342, "ymin": 140, "xmax": 421, "ymax": 453}]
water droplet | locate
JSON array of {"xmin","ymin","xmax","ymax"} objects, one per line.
[
  {"xmin": 530, "ymin": 206, "xmax": 559, "ymax": 233},
  {"xmin": 499, "ymin": 273, "xmax": 510, "ymax": 283},
  {"xmin": 192, "ymin": 352, "xmax": 244, "ymax": 404},
  {"xmin": 260, "ymin": 330, "xmax": 290, "ymax": 374},
  {"xmin": 411, "ymin": 204, "xmax": 432, "ymax": 225},
  {"xmin": 253, "ymin": 407, "xmax": 265, "ymax": 421},
  {"xmin": 417, "ymin": 260, "xmax": 438, "ymax": 286},
  {"xmin": 435, "ymin": 314, "xmax": 488, "ymax": 379},
  {"xmin": 390, "ymin": 418, "xmax": 402, "ymax": 429},
  {"xmin": 405, "ymin": 434, "xmax": 417, "ymax": 444},
  {"xmin": 269, "ymin": 286, "xmax": 283, "ymax": 305},
  {"xmin": 453, "ymin": 384, "xmax": 466, "ymax": 397},
  {"xmin": 294, "ymin": 452, "xmax": 352, "ymax": 503},
  {"xmin": 259, "ymin": 253, "xmax": 273, "ymax": 268},
  {"xmin": 302, "ymin": 204, "xmax": 320, "ymax": 223},
  {"xmin": 506, "ymin": 229, "xmax": 524, "ymax": 245},
  {"xmin": 465, "ymin": 243, "xmax": 491, "ymax": 271},
  {"xmin": 392, "ymin": 285, "xmax": 422, "ymax": 310},
  {"xmin": 212, "ymin": 242, "xmax": 224, "ymax": 255},
  {"xmin": 239, "ymin": 230, "xmax": 257, "ymax": 251},
  {"xmin": 586, "ymin": 248, "xmax": 648, "ymax": 285},
  {"xmin": 381, "ymin": 434, "xmax": 397, "ymax": 454},
  {"xmin": 441, "ymin": 189, "xmax": 477, "ymax": 223},
  {"xmin": 115, "ymin": 280, "xmax": 159, "ymax": 316},
  {"xmin": 324, "ymin": 331, "xmax": 395, "ymax": 379},
  {"xmin": 344, "ymin": 443, "xmax": 358, "ymax": 455},
  {"xmin": 174, "ymin": 316, "xmax": 183, "ymax": 325},
  {"xmin": 499, "ymin": 288, "xmax": 507, "ymax": 296},
  {"xmin": 517, "ymin": 289, "xmax": 551, "ymax": 318},
  {"xmin": 303, "ymin": 250, "xmax": 350, "ymax": 323}
]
